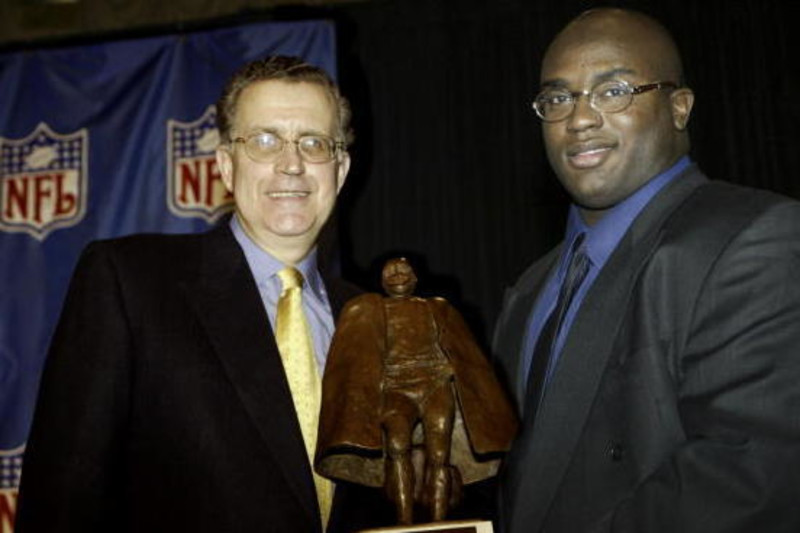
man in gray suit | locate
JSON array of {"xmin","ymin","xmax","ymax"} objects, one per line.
[{"xmin": 494, "ymin": 8, "xmax": 800, "ymax": 533}]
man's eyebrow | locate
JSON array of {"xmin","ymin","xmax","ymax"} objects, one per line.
[
  {"xmin": 594, "ymin": 68, "xmax": 637, "ymax": 82},
  {"xmin": 540, "ymin": 78, "xmax": 568, "ymax": 89},
  {"xmin": 298, "ymin": 128, "xmax": 331, "ymax": 137},
  {"xmin": 244, "ymin": 126, "xmax": 330, "ymax": 137},
  {"xmin": 241, "ymin": 126, "xmax": 279, "ymax": 136},
  {"xmin": 540, "ymin": 68, "xmax": 638, "ymax": 89}
]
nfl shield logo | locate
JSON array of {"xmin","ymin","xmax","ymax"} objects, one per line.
[
  {"xmin": 0, "ymin": 123, "xmax": 88, "ymax": 240},
  {"xmin": 167, "ymin": 105, "xmax": 233, "ymax": 222},
  {"xmin": 0, "ymin": 445, "xmax": 23, "ymax": 532}
]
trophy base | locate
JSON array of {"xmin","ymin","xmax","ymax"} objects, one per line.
[{"xmin": 359, "ymin": 519, "xmax": 493, "ymax": 533}]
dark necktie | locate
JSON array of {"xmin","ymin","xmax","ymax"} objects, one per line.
[{"xmin": 524, "ymin": 233, "xmax": 590, "ymax": 419}]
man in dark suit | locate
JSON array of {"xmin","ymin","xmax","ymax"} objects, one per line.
[
  {"xmin": 493, "ymin": 8, "xmax": 800, "ymax": 533},
  {"xmin": 16, "ymin": 56, "xmax": 369, "ymax": 532}
]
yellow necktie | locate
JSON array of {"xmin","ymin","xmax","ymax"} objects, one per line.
[{"xmin": 275, "ymin": 267, "xmax": 332, "ymax": 527}]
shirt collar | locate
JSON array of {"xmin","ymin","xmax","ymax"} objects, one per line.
[
  {"xmin": 565, "ymin": 156, "xmax": 691, "ymax": 269},
  {"xmin": 229, "ymin": 214, "xmax": 325, "ymax": 298}
]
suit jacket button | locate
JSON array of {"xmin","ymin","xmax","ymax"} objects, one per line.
[{"xmin": 608, "ymin": 443, "xmax": 624, "ymax": 462}]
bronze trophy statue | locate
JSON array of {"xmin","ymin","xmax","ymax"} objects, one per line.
[{"xmin": 316, "ymin": 258, "xmax": 518, "ymax": 530}]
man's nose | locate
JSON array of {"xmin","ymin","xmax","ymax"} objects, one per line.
[
  {"xmin": 275, "ymin": 140, "xmax": 305, "ymax": 175},
  {"xmin": 567, "ymin": 93, "xmax": 602, "ymax": 131}
]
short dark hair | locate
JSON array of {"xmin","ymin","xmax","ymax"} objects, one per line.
[{"xmin": 215, "ymin": 55, "xmax": 353, "ymax": 145}]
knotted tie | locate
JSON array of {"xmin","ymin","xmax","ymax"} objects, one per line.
[
  {"xmin": 524, "ymin": 233, "xmax": 590, "ymax": 419},
  {"xmin": 276, "ymin": 267, "xmax": 332, "ymax": 527}
]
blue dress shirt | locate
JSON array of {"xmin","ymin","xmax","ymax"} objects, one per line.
[
  {"xmin": 519, "ymin": 156, "xmax": 691, "ymax": 393},
  {"xmin": 230, "ymin": 215, "xmax": 336, "ymax": 371}
]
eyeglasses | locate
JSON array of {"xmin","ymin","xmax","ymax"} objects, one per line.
[
  {"xmin": 533, "ymin": 80, "xmax": 678, "ymax": 122},
  {"xmin": 231, "ymin": 131, "xmax": 344, "ymax": 164}
]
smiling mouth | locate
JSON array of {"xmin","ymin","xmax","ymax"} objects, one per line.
[
  {"xmin": 567, "ymin": 145, "xmax": 614, "ymax": 169},
  {"xmin": 267, "ymin": 191, "xmax": 309, "ymax": 198}
]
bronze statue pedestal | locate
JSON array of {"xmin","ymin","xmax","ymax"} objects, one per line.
[{"xmin": 360, "ymin": 518, "xmax": 493, "ymax": 533}]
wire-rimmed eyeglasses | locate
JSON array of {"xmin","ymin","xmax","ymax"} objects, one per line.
[
  {"xmin": 533, "ymin": 80, "xmax": 678, "ymax": 122},
  {"xmin": 231, "ymin": 131, "xmax": 345, "ymax": 164}
]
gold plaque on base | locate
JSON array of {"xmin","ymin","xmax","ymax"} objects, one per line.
[{"xmin": 360, "ymin": 519, "xmax": 493, "ymax": 533}]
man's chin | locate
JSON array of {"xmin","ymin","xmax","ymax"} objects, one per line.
[{"xmin": 266, "ymin": 216, "xmax": 319, "ymax": 239}]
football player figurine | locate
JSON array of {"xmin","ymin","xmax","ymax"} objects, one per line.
[{"xmin": 316, "ymin": 258, "xmax": 518, "ymax": 525}]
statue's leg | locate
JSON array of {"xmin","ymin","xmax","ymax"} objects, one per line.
[
  {"xmin": 382, "ymin": 392, "xmax": 417, "ymax": 524},
  {"xmin": 421, "ymin": 382, "xmax": 455, "ymax": 521}
]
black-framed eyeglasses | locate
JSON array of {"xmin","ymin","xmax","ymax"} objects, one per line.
[
  {"xmin": 231, "ymin": 131, "xmax": 345, "ymax": 164},
  {"xmin": 533, "ymin": 80, "xmax": 678, "ymax": 122}
]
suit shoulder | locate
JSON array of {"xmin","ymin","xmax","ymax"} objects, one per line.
[
  {"xmin": 76, "ymin": 232, "xmax": 211, "ymax": 285},
  {"xmin": 86, "ymin": 231, "xmax": 204, "ymax": 261},
  {"xmin": 691, "ymin": 180, "xmax": 798, "ymax": 216},
  {"xmin": 95, "ymin": 231, "xmax": 203, "ymax": 252},
  {"xmin": 664, "ymin": 180, "xmax": 800, "ymax": 242}
]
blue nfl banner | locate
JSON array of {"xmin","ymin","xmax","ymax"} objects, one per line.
[{"xmin": 0, "ymin": 20, "xmax": 336, "ymax": 530}]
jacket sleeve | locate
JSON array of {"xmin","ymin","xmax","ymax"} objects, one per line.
[
  {"xmin": 16, "ymin": 241, "xmax": 132, "ymax": 532},
  {"xmin": 610, "ymin": 201, "xmax": 800, "ymax": 533}
]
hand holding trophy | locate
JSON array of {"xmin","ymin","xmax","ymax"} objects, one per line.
[{"xmin": 316, "ymin": 258, "xmax": 518, "ymax": 532}]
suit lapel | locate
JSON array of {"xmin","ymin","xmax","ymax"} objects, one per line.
[
  {"xmin": 506, "ymin": 168, "xmax": 708, "ymax": 532},
  {"xmin": 322, "ymin": 273, "xmax": 361, "ymax": 319},
  {"xmin": 181, "ymin": 224, "xmax": 319, "ymax": 526},
  {"xmin": 495, "ymin": 248, "xmax": 561, "ymax": 409}
]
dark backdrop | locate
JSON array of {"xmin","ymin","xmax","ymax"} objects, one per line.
[
  {"xmin": 5, "ymin": 0, "xmax": 797, "ymax": 348},
  {"xmin": 324, "ymin": 0, "xmax": 799, "ymax": 347}
]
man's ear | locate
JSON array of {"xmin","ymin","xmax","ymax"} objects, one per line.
[
  {"xmin": 216, "ymin": 146, "xmax": 234, "ymax": 192},
  {"xmin": 335, "ymin": 150, "xmax": 351, "ymax": 193},
  {"xmin": 670, "ymin": 87, "xmax": 695, "ymax": 131}
]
